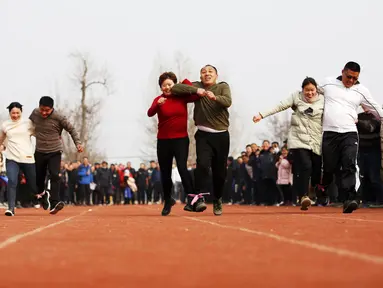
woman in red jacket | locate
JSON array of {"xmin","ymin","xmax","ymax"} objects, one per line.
[{"xmin": 147, "ymin": 72, "xmax": 201, "ymax": 216}]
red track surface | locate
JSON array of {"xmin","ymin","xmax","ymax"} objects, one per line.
[{"xmin": 1, "ymin": 204, "xmax": 383, "ymax": 288}]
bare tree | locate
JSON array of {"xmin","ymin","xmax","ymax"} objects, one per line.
[
  {"xmin": 142, "ymin": 51, "xmax": 196, "ymax": 162},
  {"xmin": 141, "ymin": 54, "xmax": 165, "ymax": 162},
  {"xmin": 142, "ymin": 51, "xmax": 245, "ymax": 163},
  {"xmin": 227, "ymin": 107, "xmax": 244, "ymax": 157},
  {"xmin": 57, "ymin": 52, "xmax": 110, "ymax": 163},
  {"xmin": 259, "ymin": 111, "xmax": 291, "ymax": 145}
]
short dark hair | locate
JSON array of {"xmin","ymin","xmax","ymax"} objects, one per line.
[
  {"xmin": 301, "ymin": 77, "xmax": 318, "ymax": 89},
  {"xmin": 344, "ymin": 61, "xmax": 361, "ymax": 73},
  {"xmin": 158, "ymin": 72, "xmax": 177, "ymax": 87},
  {"xmin": 201, "ymin": 64, "xmax": 218, "ymax": 74},
  {"xmin": 7, "ymin": 102, "xmax": 23, "ymax": 112},
  {"xmin": 39, "ymin": 96, "xmax": 54, "ymax": 108}
]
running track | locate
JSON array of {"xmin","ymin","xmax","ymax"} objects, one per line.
[{"xmin": 0, "ymin": 204, "xmax": 382, "ymax": 287}]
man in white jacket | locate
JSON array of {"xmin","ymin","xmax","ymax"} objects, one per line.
[{"xmin": 320, "ymin": 61, "xmax": 383, "ymax": 213}]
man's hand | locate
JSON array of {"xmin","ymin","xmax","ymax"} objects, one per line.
[
  {"xmin": 197, "ymin": 88, "xmax": 206, "ymax": 96},
  {"xmin": 77, "ymin": 144, "xmax": 84, "ymax": 153},
  {"xmin": 157, "ymin": 97, "xmax": 166, "ymax": 106},
  {"xmin": 0, "ymin": 144, "xmax": 5, "ymax": 152},
  {"xmin": 205, "ymin": 91, "xmax": 216, "ymax": 100},
  {"xmin": 253, "ymin": 114, "xmax": 262, "ymax": 123}
]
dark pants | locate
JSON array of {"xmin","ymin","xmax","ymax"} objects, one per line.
[
  {"xmin": 113, "ymin": 186, "xmax": 124, "ymax": 205},
  {"xmin": 146, "ymin": 184, "xmax": 153, "ymax": 203},
  {"xmin": 100, "ymin": 186, "xmax": 109, "ymax": 204},
  {"xmin": 157, "ymin": 137, "xmax": 194, "ymax": 202},
  {"xmin": 67, "ymin": 183, "xmax": 76, "ymax": 204},
  {"xmin": 261, "ymin": 178, "xmax": 278, "ymax": 205},
  {"xmin": 358, "ymin": 147, "xmax": 382, "ymax": 203},
  {"xmin": 322, "ymin": 131, "xmax": 359, "ymax": 201},
  {"xmin": 290, "ymin": 148, "xmax": 322, "ymax": 200},
  {"xmin": 35, "ymin": 151, "xmax": 62, "ymax": 204},
  {"xmin": 243, "ymin": 180, "xmax": 253, "ymax": 204},
  {"xmin": 59, "ymin": 182, "xmax": 67, "ymax": 202},
  {"xmin": 0, "ymin": 180, "xmax": 6, "ymax": 203},
  {"xmin": 78, "ymin": 184, "xmax": 91, "ymax": 205},
  {"xmin": 6, "ymin": 160, "xmax": 38, "ymax": 211},
  {"xmin": 279, "ymin": 184, "xmax": 293, "ymax": 203},
  {"xmin": 137, "ymin": 184, "xmax": 146, "ymax": 204},
  {"xmin": 153, "ymin": 181, "xmax": 163, "ymax": 202},
  {"xmin": 194, "ymin": 130, "xmax": 230, "ymax": 200}
]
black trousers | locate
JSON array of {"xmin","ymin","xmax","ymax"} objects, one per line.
[
  {"xmin": 157, "ymin": 137, "xmax": 194, "ymax": 202},
  {"xmin": 35, "ymin": 151, "xmax": 62, "ymax": 204},
  {"xmin": 322, "ymin": 131, "xmax": 359, "ymax": 201},
  {"xmin": 100, "ymin": 186, "xmax": 110, "ymax": 204},
  {"xmin": 78, "ymin": 184, "xmax": 91, "ymax": 205},
  {"xmin": 358, "ymin": 147, "xmax": 382, "ymax": 203},
  {"xmin": 278, "ymin": 184, "xmax": 293, "ymax": 203},
  {"xmin": 290, "ymin": 148, "xmax": 322, "ymax": 200},
  {"xmin": 194, "ymin": 130, "xmax": 230, "ymax": 200}
]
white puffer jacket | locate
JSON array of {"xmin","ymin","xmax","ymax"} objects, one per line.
[{"xmin": 261, "ymin": 91, "xmax": 324, "ymax": 155}]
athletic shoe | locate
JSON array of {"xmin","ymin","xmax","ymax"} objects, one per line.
[
  {"xmin": 343, "ymin": 200, "xmax": 358, "ymax": 214},
  {"xmin": 300, "ymin": 196, "xmax": 311, "ymax": 211},
  {"xmin": 5, "ymin": 209, "xmax": 14, "ymax": 216},
  {"xmin": 184, "ymin": 193, "xmax": 208, "ymax": 212},
  {"xmin": 161, "ymin": 198, "xmax": 176, "ymax": 216},
  {"xmin": 213, "ymin": 198, "xmax": 223, "ymax": 216},
  {"xmin": 36, "ymin": 191, "xmax": 51, "ymax": 210},
  {"xmin": 49, "ymin": 201, "xmax": 64, "ymax": 215}
]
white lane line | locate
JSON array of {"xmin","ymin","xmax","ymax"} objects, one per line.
[
  {"xmin": 304, "ymin": 214, "xmax": 383, "ymax": 223},
  {"xmin": 136, "ymin": 205, "xmax": 383, "ymax": 264},
  {"xmin": 231, "ymin": 206, "xmax": 383, "ymax": 224},
  {"xmin": 183, "ymin": 215, "xmax": 383, "ymax": 265},
  {"xmin": 0, "ymin": 209, "xmax": 92, "ymax": 250}
]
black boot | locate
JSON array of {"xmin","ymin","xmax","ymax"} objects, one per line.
[{"xmin": 162, "ymin": 198, "xmax": 176, "ymax": 216}]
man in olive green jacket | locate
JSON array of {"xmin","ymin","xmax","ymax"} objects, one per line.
[{"xmin": 171, "ymin": 65, "xmax": 232, "ymax": 216}]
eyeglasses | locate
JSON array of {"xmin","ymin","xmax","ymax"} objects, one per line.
[{"xmin": 345, "ymin": 74, "xmax": 358, "ymax": 81}]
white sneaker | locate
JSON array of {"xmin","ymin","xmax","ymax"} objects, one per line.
[{"xmin": 5, "ymin": 209, "xmax": 14, "ymax": 216}]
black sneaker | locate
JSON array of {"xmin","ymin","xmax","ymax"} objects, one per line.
[
  {"xmin": 49, "ymin": 201, "xmax": 65, "ymax": 215},
  {"xmin": 161, "ymin": 198, "xmax": 176, "ymax": 216},
  {"xmin": 213, "ymin": 198, "xmax": 223, "ymax": 216},
  {"xmin": 343, "ymin": 200, "xmax": 358, "ymax": 214},
  {"xmin": 315, "ymin": 185, "xmax": 329, "ymax": 206},
  {"xmin": 37, "ymin": 191, "xmax": 51, "ymax": 211},
  {"xmin": 184, "ymin": 194, "xmax": 208, "ymax": 213},
  {"xmin": 5, "ymin": 209, "xmax": 14, "ymax": 216}
]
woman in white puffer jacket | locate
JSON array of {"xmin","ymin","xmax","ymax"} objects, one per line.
[{"xmin": 253, "ymin": 77, "xmax": 324, "ymax": 211}]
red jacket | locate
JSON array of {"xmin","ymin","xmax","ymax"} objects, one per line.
[{"xmin": 147, "ymin": 79, "xmax": 199, "ymax": 139}]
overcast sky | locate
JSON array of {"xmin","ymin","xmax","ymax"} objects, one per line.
[{"xmin": 2, "ymin": 0, "xmax": 383, "ymax": 167}]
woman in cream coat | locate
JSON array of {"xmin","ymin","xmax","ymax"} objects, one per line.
[
  {"xmin": 253, "ymin": 77, "xmax": 324, "ymax": 211},
  {"xmin": 0, "ymin": 102, "xmax": 38, "ymax": 216}
]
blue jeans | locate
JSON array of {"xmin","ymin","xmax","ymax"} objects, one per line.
[{"xmin": 6, "ymin": 159, "xmax": 37, "ymax": 211}]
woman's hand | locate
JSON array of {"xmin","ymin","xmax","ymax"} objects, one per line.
[
  {"xmin": 253, "ymin": 114, "xmax": 262, "ymax": 123},
  {"xmin": 157, "ymin": 97, "xmax": 166, "ymax": 106}
]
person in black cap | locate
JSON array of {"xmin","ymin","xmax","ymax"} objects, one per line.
[
  {"xmin": 29, "ymin": 96, "xmax": 83, "ymax": 214},
  {"xmin": 0, "ymin": 102, "xmax": 38, "ymax": 216}
]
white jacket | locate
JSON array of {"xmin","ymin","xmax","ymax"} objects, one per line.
[
  {"xmin": 321, "ymin": 77, "xmax": 383, "ymax": 133},
  {"xmin": 261, "ymin": 91, "xmax": 324, "ymax": 155}
]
